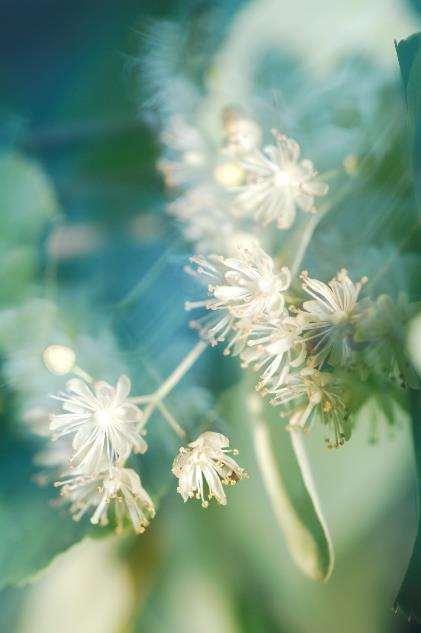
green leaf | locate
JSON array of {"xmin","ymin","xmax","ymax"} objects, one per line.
[
  {"xmin": 0, "ymin": 436, "xmax": 87, "ymax": 590},
  {"xmin": 394, "ymin": 32, "xmax": 421, "ymax": 624},
  {"xmin": 0, "ymin": 152, "xmax": 59, "ymax": 245}
]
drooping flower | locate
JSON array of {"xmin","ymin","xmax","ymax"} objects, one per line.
[
  {"xmin": 270, "ymin": 367, "xmax": 350, "ymax": 449},
  {"xmin": 172, "ymin": 431, "xmax": 247, "ymax": 507},
  {"xmin": 241, "ymin": 315, "xmax": 306, "ymax": 390},
  {"xmin": 185, "ymin": 242, "xmax": 291, "ymax": 350},
  {"xmin": 56, "ymin": 466, "xmax": 155, "ymax": 534},
  {"xmin": 235, "ymin": 130, "xmax": 328, "ymax": 229},
  {"xmin": 299, "ymin": 269, "xmax": 368, "ymax": 367},
  {"xmin": 50, "ymin": 375, "xmax": 147, "ymax": 474}
]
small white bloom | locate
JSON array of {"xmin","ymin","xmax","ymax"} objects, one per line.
[
  {"xmin": 172, "ymin": 431, "xmax": 247, "ymax": 507},
  {"xmin": 50, "ymin": 375, "xmax": 146, "ymax": 474},
  {"xmin": 270, "ymin": 367, "xmax": 349, "ymax": 449},
  {"xmin": 43, "ymin": 344, "xmax": 76, "ymax": 375},
  {"xmin": 186, "ymin": 241, "xmax": 290, "ymax": 319},
  {"xmin": 241, "ymin": 315, "xmax": 306, "ymax": 390},
  {"xmin": 235, "ymin": 130, "xmax": 328, "ymax": 229},
  {"xmin": 185, "ymin": 243, "xmax": 290, "ymax": 355},
  {"xmin": 299, "ymin": 269, "xmax": 368, "ymax": 366},
  {"xmin": 57, "ymin": 466, "xmax": 155, "ymax": 534}
]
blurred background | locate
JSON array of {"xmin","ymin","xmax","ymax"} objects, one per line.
[{"xmin": 1, "ymin": 1, "xmax": 421, "ymax": 632}]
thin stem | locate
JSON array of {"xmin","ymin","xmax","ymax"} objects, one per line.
[
  {"xmin": 289, "ymin": 214, "xmax": 320, "ymax": 278},
  {"xmin": 156, "ymin": 401, "xmax": 186, "ymax": 439},
  {"xmin": 129, "ymin": 395, "xmax": 154, "ymax": 404},
  {"xmin": 288, "ymin": 181, "xmax": 355, "ymax": 279},
  {"xmin": 72, "ymin": 365, "xmax": 94, "ymax": 384},
  {"xmin": 137, "ymin": 340, "xmax": 208, "ymax": 429},
  {"xmin": 154, "ymin": 340, "xmax": 207, "ymax": 402}
]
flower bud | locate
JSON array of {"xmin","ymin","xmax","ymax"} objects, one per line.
[{"xmin": 43, "ymin": 345, "xmax": 76, "ymax": 375}]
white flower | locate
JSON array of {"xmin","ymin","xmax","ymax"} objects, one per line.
[
  {"xmin": 241, "ymin": 315, "xmax": 306, "ymax": 390},
  {"xmin": 270, "ymin": 367, "xmax": 350, "ymax": 449},
  {"xmin": 50, "ymin": 375, "xmax": 147, "ymax": 474},
  {"xmin": 56, "ymin": 466, "xmax": 155, "ymax": 534},
  {"xmin": 299, "ymin": 269, "xmax": 368, "ymax": 366},
  {"xmin": 235, "ymin": 131, "xmax": 328, "ymax": 229},
  {"xmin": 186, "ymin": 242, "xmax": 290, "ymax": 334},
  {"xmin": 172, "ymin": 431, "xmax": 247, "ymax": 507}
]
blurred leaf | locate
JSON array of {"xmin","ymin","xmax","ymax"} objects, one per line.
[
  {"xmin": 0, "ymin": 435, "xmax": 87, "ymax": 591},
  {"xmin": 394, "ymin": 31, "xmax": 421, "ymax": 624},
  {"xmin": 0, "ymin": 153, "xmax": 59, "ymax": 244},
  {"xmin": 0, "ymin": 246, "xmax": 37, "ymax": 304}
]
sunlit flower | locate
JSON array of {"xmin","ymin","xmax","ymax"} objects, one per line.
[
  {"xmin": 299, "ymin": 269, "xmax": 368, "ymax": 366},
  {"xmin": 56, "ymin": 466, "xmax": 155, "ymax": 534},
  {"xmin": 185, "ymin": 243, "xmax": 290, "ymax": 353},
  {"xmin": 50, "ymin": 375, "xmax": 147, "ymax": 474},
  {"xmin": 186, "ymin": 242, "xmax": 290, "ymax": 320},
  {"xmin": 235, "ymin": 130, "xmax": 328, "ymax": 229},
  {"xmin": 241, "ymin": 315, "xmax": 306, "ymax": 390},
  {"xmin": 172, "ymin": 431, "xmax": 247, "ymax": 507},
  {"xmin": 270, "ymin": 367, "xmax": 350, "ymax": 449}
]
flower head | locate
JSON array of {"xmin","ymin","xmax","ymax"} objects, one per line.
[
  {"xmin": 185, "ymin": 242, "xmax": 290, "ymax": 346},
  {"xmin": 172, "ymin": 431, "xmax": 247, "ymax": 507},
  {"xmin": 235, "ymin": 130, "xmax": 328, "ymax": 229},
  {"xmin": 50, "ymin": 375, "xmax": 146, "ymax": 474},
  {"xmin": 57, "ymin": 466, "xmax": 155, "ymax": 534},
  {"xmin": 299, "ymin": 269, "xmax": 368, "ymax": 367},
  {"xmin": 270, "ymin": 367, "xmax": 350, "ymax": 448},
  {"xmin": 241, "ymin": 315, "xmax": 306, "ymax": 390}
]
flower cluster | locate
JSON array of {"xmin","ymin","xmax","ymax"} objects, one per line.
[
  {"xmin": 186, "ymin": 241, "xmax": 373, "ymax": 448},
  {"xmin": 43, "ymin": 345, "xmax": 155, "ymax": 532},
  {"xmin": 158, "ymin": 109, "xmax": 328, "ymax": 254},
  {"xmin": 41, "ymin": 344, "xmax": 247, "ymax": 529}
]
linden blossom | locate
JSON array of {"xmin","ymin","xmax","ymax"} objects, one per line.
[
  {"xmin": 172, "ymin": 431, "xmax": 247, "ymax": 507},
  {"xmin": 56, "ymin": 466, "xmax": 155, "ymax": 534},
  {"xmin": 234, "ymin": 130, "xmax": 329, "ymax": 230},
  {"xmin": 299, "ymin": 269, "xmax": 368, "ymax": 367},
  {"xmin": 269, "ymin": 367, "xmax": 350, "ymax": 449},
  {"xmin": 49, "ymin": 375, "xmax": 147, "ymax": 475},
  {"xmin": 185, "ymin": 242, "xmax": 291, "ymax": 350},
  {"xmin": 240, "ymin": 314, "xmax": 307, "ymax": 391}
]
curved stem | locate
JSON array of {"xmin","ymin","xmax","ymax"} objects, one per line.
[{"xmin": 137, "ymin": 340, "xmax": 208, "ymax": 429}]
